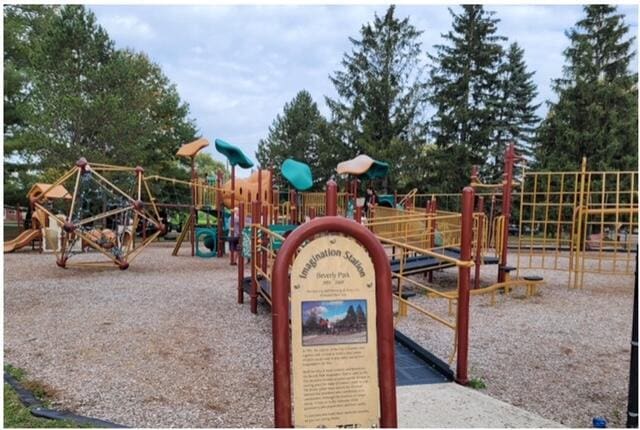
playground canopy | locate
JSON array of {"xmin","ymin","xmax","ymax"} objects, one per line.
[
  {"xmin": 27, "ymin": 183, "xmax": 72, "ymax": 200},
  {"xmin": 214, "ymin": 139, "xmax": 254, "ymax": 169},
  {"xmin": 176, "ymin": 138, "xmax": 210, "ymax": 158},
  {"xmin": 281, "ymin": 159, "xmax": 313, "ymax": 191},
  {"xmin": 336, "ymin": 154, "xmax": 389, "ymax": 180}
]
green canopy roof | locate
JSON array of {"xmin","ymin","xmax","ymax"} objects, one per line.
[
  {"xmin": 214, "ymin": 139, "xmax": 254, "ymax": 168},
  {"xmin": 281, "ymin": 159, "xmax": 313, "ymax": 191},
  {"xmin": 359, "ymin": 159, "xmax": 389, "ymax": 180}
]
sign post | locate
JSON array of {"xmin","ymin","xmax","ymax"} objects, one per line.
[{"xmin": 271, "ymin": 216, "xmax": 397, "ymax": 428}]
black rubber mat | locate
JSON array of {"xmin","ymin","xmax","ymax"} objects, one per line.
[{"xmin": 394, "ymin": 340, "xmax": 450, "ymax": 386}]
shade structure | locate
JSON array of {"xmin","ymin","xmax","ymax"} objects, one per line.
[
  {"xmin": 281, "ymin": 158, "xmax": 313, "ymax": 191},
  {"xmin": 176, "ymin": 138, "xmax": 210, "ymax": 158},
  {"xmin": 214, "ymin": 138, "xmax": 254, "ymax": 168},
  {"xmin": 336, "ymin": 154, "xmax": 389, "ymax": 180}
]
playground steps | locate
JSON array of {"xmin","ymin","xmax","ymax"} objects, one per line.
[
  {"xmin": 389, "ymin": 249, "xmax": 499, "ymax": 274},
  {"xmin": 397, "ymin": 383, "xmax": 561, "ymax": 428}
]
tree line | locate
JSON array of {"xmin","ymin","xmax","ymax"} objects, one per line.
[
  {"xmin": 4, "ymin": 5, "xmax": 637, "ymax": 206},
  {"xmin": 4, "ymin": 5, "xmax": 226, "ymax": 206},
  {"xmin": 257, "ymin": 5, "xmax": 637, "ymax": 193}
]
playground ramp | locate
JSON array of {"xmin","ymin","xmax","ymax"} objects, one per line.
[{"xmin": 4, "ymin": 229, "xmax": 41, "ymax": 253}]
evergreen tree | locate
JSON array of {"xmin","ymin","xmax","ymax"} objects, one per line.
[
  {"xmin": 536, "ymin": 5, "xmax": 637, "ymax": 171},
  {"xmin": 355, "ymin": 304, "xmax": 366, "ymax": 328},
  {"xmin": 326, "ymin": 5, "xmax": 429, "ymax": 192},
  {"xmin": 494, "ymin": 42, "xmax": 540, "ymax": 169},
  {"xmin": 3, "ymin": 5, "xmax": 198, "ymax": 206},
  {"xmin": 256, "ymin": 90, "xmax": 338, "ymax": 187},
  {"xmin": 428, "ymin": 5, "xmax": 506, "ymax": 191}
]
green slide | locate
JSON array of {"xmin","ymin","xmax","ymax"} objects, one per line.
[{"xmin": 214, "ymin": 138, "xmax": 254, "ymax": 168}]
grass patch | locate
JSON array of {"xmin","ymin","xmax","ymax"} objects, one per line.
[
  {"xmin": 3, "ymin": 384, "xmax": 81, "ymax": 428},
  {"xmin": 468, "ymin": 377, "xmax": 487, "ymax": 389},
  {"xmin": 3, "ymin": 364, "xmax": 85, "ymax": 428}
]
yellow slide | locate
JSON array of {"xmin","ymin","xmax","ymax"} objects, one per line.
[{"xmin": 4, "ymin": 229, "xmax": 41, "ymax": 253}]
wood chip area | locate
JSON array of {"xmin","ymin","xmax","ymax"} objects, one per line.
[{"xmin": 4, "ymin": 244, "xmax": 635, "ymax": 427}]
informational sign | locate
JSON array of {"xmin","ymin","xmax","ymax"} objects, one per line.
[{"xmin": 290, "ymin": 234, "xmax": 379, "ymax": 428}]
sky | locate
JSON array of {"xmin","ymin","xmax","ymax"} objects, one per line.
[{"xmin": 89, "ymin": 4, "xmax": 639, "ymax": 168}]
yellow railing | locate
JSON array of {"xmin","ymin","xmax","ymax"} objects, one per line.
[{"xmin": 515, "ymin": 159, "xmax": 638, "ymax": 288}]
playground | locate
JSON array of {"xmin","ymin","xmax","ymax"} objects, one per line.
[
  {"xmin": 2, "ymin": 137, "xmax": 637, "ymax": 428},
  {"xmin": 3, "ymin": 243, "xmax": 632, "ymax": 427}
]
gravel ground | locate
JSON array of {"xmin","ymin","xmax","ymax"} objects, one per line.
[
  {"xmin": 396, "ymin": 256, "xmax": 635, "ymax": 428},
  {"xmin": 4, "ymin": 245, "xmax": 635, "ymax": 427},
  {"xmin": 4, "ymin": 243, "xmax": 275, "ymax": 427}
]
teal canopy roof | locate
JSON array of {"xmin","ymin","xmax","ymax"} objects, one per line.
[
  {"xmin": 214, "ymin": 139, "xmax": 254, "ymax": 168},
  {"xmin": 359, "ymin": 159, "xmax": 389, "ymax": 180},
  {"xmin": 281, "ymin": 158, "xmax": 313, "ymax": 191}
]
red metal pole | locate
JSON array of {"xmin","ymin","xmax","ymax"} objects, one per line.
[
  {"xmin": 230, "ymin": 164, "xmax": 236, "ymax": 265},
  {"xmin": 250, "ymin": 200, "xmax": 260, "ymax": 314},
  {"xmin": 488, "ymin": 194, "xmax": 496, "ymax": 248},
  {"xmin": 238, "ymin": 202, "xmax": 245, "ymax": 304},
  {"xmin": 309, "ymin": 207, "xmax": 316, "ymax": 220},
  {"xmin": 498, "ymin": 143, "xmax": 515, "ymax": 283},
  {"xmin": 271, "ymin": 217, "xmax": 397, "ymax": 427},
  {"xmin": 261, "ymin": 205, "xmax": 269, "ymax": 275},
  {"xmin": 474, "ymin": 196, "xmax": 484, "ymax": 290},
  {"xmin": 326, "ymin": 179, "xmax": 338, "ymax": 216},
  {"xmin": 457, "ymin": 186, "xmax": 474, "ymax": 385},
  {"xmin": 355, "ymin": 205, "xmax": 362, "ymax": 223}
]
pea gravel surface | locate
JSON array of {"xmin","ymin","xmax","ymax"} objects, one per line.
[
  {"xmin": 4, "ymin": 245, "xmax": 635, "ymax": 427},
  {"xmin": 395, "ymin": 257, "xmax": 634, "ymax": 428},
  {"xmin": 4, "ymin": 243, "xmax": 275, "ymax": 428}
]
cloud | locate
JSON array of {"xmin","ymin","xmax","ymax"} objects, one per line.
[
  {"xmin": 99, "ymin": 14, "xmax": 156, "ymax": 42},
  {"xmin": 304, "ymin": 305, "xmax": 327, "ymax": 319},
  {"xmin": 90, "ymin": 5, "xmax": 638, "ymax": 165}
]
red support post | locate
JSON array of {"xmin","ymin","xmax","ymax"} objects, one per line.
[
  {"xmin": 250, "ymin": 200, "xmax": 260, "ymax": 314},
  {"xmin": 326, "ymin": 179, "xmax": 338, "ymax": 216},
  {"xmin": 457, "ymin": 186, "xmax": 474, "ymax": 385},
  {"xmin": 355, "ymin": 205, "xmax": 362, "ymax": 224},
  {"xmin": 474, "ymin": 196, "xmax": 484, "ymax": 290},
  {"xmin": 498, "ymin": 143, "xmax": 515, "ymax": 283},
  {"xmin": 261, "ymin": 205, "xmax": 269, "ymax": 275},
  {"xmin": 309, "ymin": 207, "xmax": 316, "ymax": 220},
  {"xmin": 238, "ymin": 202, "xmax": 245, "ymax": 304}
]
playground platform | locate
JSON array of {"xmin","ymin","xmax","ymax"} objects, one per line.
[{"xmin": 397, "ymin": 383, "xmax": 561, "ymax": 428}]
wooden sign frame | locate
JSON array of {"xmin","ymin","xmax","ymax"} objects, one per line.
[{"xmin": 271, "ymin": 216, "xmax": 397, "ymax": 428}]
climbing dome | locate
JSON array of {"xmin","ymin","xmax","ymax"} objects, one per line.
[{"xmin": 31, "ymin": 158, "xmax": 164, "ymax": 269}]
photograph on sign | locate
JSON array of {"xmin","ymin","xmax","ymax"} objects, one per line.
[{"xmin": 301, "ymin": 300, "xmax": 368, "ymax": 347}]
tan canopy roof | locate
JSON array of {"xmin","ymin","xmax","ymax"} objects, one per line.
[
  {"xmin": 176, "ymin": 138, "xmax": 210, "ymax": 158},
  {"xmin": 28, "ymin": 183, "xmax": 72, "ymax": 200}
]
